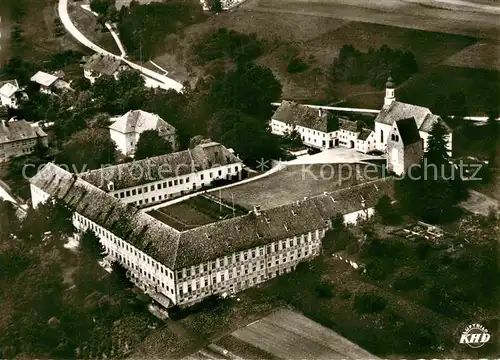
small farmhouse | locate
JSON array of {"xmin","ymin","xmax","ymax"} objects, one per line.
[
  {"xmin": 83, "ymin": 53, "xmax": 128, "ymax": 84},
  {"xmin": 109, "ymin": 110, "xmax": 177, "ymax": 156},
  {"xmin": 0, "ymin": 119, "xmax": 48, "ymax": 162},
  {"xmin": 0, "ymin": 80, "xmax": 27, "ymax": 109},
  {"xmin": 30, "ymin": 71, "xmax": 71, "ymax": 94}
]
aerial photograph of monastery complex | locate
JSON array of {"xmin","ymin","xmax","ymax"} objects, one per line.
[{"xmin": 0, "ymin": 0, "xmax": 498, "ymax": 358}]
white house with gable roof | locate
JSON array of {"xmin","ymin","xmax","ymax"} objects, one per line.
[
  {"xmin": 0, "ymin": 80, "xmax": 27, "ymax": 109},
  {"xmin": 109, "ymin": 110, "xmax": 177, "ymax": 157}
]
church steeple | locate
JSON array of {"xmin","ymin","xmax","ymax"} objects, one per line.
[{"xmin": 384, "ymin": 76, "xmax": 396, "ymax": 108}]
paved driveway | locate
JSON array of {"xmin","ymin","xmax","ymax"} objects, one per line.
[{"xmin": 287, "ymin": 147, "xmax": 384, "ymax": 165}]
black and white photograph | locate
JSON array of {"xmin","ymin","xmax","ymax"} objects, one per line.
[{"xmin": 0, "ymin": 0, "xmax": 498, "ymax": 358}]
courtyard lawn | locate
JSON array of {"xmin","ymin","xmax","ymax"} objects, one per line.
[
  {"xmin": 147, "ymin": 195, "xmax": 246, "ymax": 231},
  {"xmin": 219, "ymin": 163, "xmax": 383, "ymax": 211}
]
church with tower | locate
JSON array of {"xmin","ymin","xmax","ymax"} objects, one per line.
[
  {"xmin": 270, "ymin": 77, "xmax": 452, "ymax": 176},
  {"xmin": 376, "ymin": 76, "xmax": 452, "ymax": 175}
]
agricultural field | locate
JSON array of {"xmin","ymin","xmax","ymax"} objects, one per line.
[
  {"xmin": 150, "ymin": 0, "xmax": 499, "ymax": 111},
  {"xmin": 147, "ymin": 195, "xmax": 246, "ymax": 231},
  {"xmin": 444, "ymin": 41, "xmax": 500, "ymax": 71},
  {"xmin": 188, "ymin": 309, "xmax": 379, "ymax": 360},
  {"xmin": 396, "ymin": 65, "xmax": 500, "ymax": 114},
  {"xmin": 219, "ymin": 163, "xmax": 382, "ymax": 211}
]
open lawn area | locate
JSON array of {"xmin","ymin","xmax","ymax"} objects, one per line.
[
  {"xmin": 147, "ymin": 196, "xmax": 246, "ymax": 231},
  {"xmin": 1, "ymin": 0, "xmax": 88, "ymax": 65},
  {"xmin": 219, "ymin": 163, "xmax": 382, "ymax": 211},
  {"xmin": 67, "ymin": 3, "xmax": 120, "ymax": 55}
]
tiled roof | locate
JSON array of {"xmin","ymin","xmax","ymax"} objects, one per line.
[
  {"xmin": 175, "ymin": 177, "xmax": 394, "ymax": 268},
  {"xmin": 376, "ymin": 101, "xmax": 431, "ymax": 128},
  {"xmin": 395, "ymin": 118, "xmax": 421, "ymax": 145},
  {"xmin": 357, "ymin": 128, "xmax": 373, "ymax": 141},
  {"xmin": 0, "ymin": 80, "xmax": 20, "ymax": 98},
  {"xmin": 79, "ymin": 143, "xmax": 241, "ymax": 191},
  {"xmin": 84, "ymin": 54, "xmax": 122, "ymax": 76},
  {"xmin": 31, "ymin": 163, "xmax": 394, "ymax": 269},
  {"xmin": 272, "ymin": 100, "xmax": 329, "ymax": 132},
  {"xmin": 0, "ymin": 120, "xmax": 48, "ymax": 144},
  {"xmin": 420, "ymin": 113, "xmax": 451, "ymax": 133},
  {"xmin": 30, "ymin": 163, "xmax": 181, "ymax": 268},
  {"xmin": 339, "ymin": 118, "xmax": 359, "ymax": 132},
  {"xmin": 30, "ymin": 71, "xmax": 59, "ymax": 87},
  {"xmin": 109, "ymin": 110, "xmax": 176, "ymax": 135}
]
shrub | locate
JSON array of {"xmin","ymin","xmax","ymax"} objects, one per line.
[
  {"xmin": 374, "ymin": 195, "xmax": 401, "ymax": 225},
  {"xmin": 346, "ymin": 240, "xmax": 360, "ymax": 254},
  {"xmin": 364, "ymin": 260, "xmax": 392, "ymax": 280},
  {"xmin": 193, "ymin": 28, "xmax": 263, "ymax": 64},
  {"xmin": 393, "ymin": 273, "xmax": 423, "ymax": 291},
  {"xmin": 315, "ymin": 282, "xmax": 335, "ymax": 298},
  {"xmin": 354, "ymin": 292, "xmax": 388, "ymax": 313},
  {"xmin": 339, "ymin": 290, "xmax": 351, "ymax": 299},
  {"xmin": 287, "ymin": 57, "xmax": 308, "ymax": 73}
]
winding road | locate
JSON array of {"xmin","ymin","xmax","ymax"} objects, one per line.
[{"xmin": 58, "ymin": 0, "xmax": 183, "ymax": 92}]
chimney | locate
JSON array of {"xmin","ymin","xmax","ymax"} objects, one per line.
[{"xmin": 253, "ymin": 205, "xmax": 261, "ymax": 216}]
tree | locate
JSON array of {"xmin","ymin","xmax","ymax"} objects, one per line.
[
  {"xmin": 211, "ymin": 109, "xmax": 281, "ymax": 166},
  {"xmin": 287, "ymin": 57, "xmax": 308, "ymax": 73},
  {"xmin": 206, "ymin": 63, "xmax": 282, "ymax": 119},
  {"xmin": 330, "ymin": 212, "xmax": 345, "ymax": 232},
  {"xmin": 374, "ymin": 195, "xmax": 401, "ymax": 225},
  {"xmin": 80, "ymin": 230, "xmax": 105, "ymax": 260},
  {"xmin": 211, "ymin": 0, "xmax": 223, "ymax": 12},
  {"xmin": 134, "ymin": 130, "xmax": 173, "ymax": 160},
  {"xmin": 353, "ymin": 292, "xmax": 387, "ymax": 313},
  {"xmin": 396, "ymin": 121, "xmax": 466, "ymax": 223},
  {"xmin": 0, "ymin": 200, "xmax": 20, "ymax": 239},
  {"xmin": 424, "ymin": 122, "xmax": 450, "ymax": 165},
  {"xmin": 90, "ymin": 0, "xmax": 115, "ymax": 15},
  {"xmin": 56, "ymin": 128, "xmax": 118, "ymax": 172},
  {"xmin": 71, "ymin": 76, "xmax": 91, "ymax": 92}
]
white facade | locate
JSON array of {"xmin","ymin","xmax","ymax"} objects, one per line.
[
  {"xmin": 109, "ymin": 110, "xmax": 177, "ymax": 157},
  {"xmin": 30, "ymin": 183, "xmax": 51, "ymax": 208},
  {"xmin": 270, "ymin": 119, "xmax": 337, "ymax": 150},
  {"xmin": 0, "ymin": 82, "xmax": 21, "ymax": 108},
  {"xmin": 84, "ymin": 68, "xmax": 120, "ymax": 84},
  {"xmin": 110, "ymin": 163, "xmax": 242, "ymax": 207},
  {"xmin": 200, "ymin": 0, "xmax": 247, "ymax": 10},
  {"xmin": 73, "ymin": 211, "xmax": 178, "ymax": 305},
  {"xmin": 374, "ymin": 122, "xmax": 392, "ymax": 152},
  {"xmin": 109, "ymin": 128, "xmax": 136, "ymax": 156},
  {"xmin": 354, "ymin": 132, "xmax": 376, "ymax": 154},
  {"xmin": 175, "ymin": 229, "xmax": 322, "ymax": 306}
]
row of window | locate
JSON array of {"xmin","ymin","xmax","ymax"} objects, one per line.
[
  {"xmin": 112, "ymin": 166, "xmax": 240, "ymax": 200},
  {"xmin": 74, "ymin": 212, "xmax": 174, "ymax": 280},
  {"xmin": 178, "ymin": 234, "xmax": 317, "ymax": 280},
  {"xmin": 115, "ymin": 177, "xmax": 190, "ymax": 199}
]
